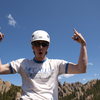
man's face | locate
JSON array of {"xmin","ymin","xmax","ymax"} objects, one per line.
[{"xmin": 32, "ymin": 40, "xmax": 49, "ymax": 60}]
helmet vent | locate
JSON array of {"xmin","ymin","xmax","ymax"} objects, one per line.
[
  {"xmin": 32, "ymin": 35, "xmax": 34, "ymax": 37},
  {"xmin": 39, "ymin": 36, "xmax": 42, "ymax": 38}
]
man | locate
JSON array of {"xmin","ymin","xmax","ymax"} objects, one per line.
[{"xmin": 0, "ymin": 29, "xmax": 88, "ymax": 100}]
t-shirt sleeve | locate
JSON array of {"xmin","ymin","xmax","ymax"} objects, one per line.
[
  {"xmin": 57, "ymin": 60, "xmax": 69, "ymax": 75},
  {"xmin": 10, "ymin": 58, "xmax": 25, "ymax": 73}
]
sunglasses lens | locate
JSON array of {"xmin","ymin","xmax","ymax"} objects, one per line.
[
  {"xmin": 32, "ymin": 42, "xmax": 49, "ymax": 47},
  {"xmin": 42, "ymin": 43, "xmax": 49, "ymax": 47}
]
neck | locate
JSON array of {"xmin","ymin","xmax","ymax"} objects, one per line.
[{"xmin": 34, "ymin": 57, "xmax": 46, "ymax": 61}]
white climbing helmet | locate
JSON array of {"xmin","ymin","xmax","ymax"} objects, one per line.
[{"xmin": 31, "ymin": 30, "xmax": 50, "ymax": 43}]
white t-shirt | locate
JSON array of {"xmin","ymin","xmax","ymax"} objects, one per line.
[{"xmin": 10, "ymin": 58, "xmax": 69, "ymax": 100}]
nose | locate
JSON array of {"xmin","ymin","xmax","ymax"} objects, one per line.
[{"xmin": 39, "ymin": 45, "xmax": 43, "ymax": 48}]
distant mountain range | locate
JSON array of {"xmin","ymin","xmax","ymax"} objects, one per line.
[
  {"xmin": 0, "ymin": 79, "xmax": 100, "ymax": 100},
  {"xmin": 58, "ymin": 79, "xmax": 100, "ymax": 100}
]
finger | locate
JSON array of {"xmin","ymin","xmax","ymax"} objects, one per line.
[
  {"xmin": 73, "ymin": 28, "xmax": 79, "ymax": 35},
  {"xmin": 73, "ymin": 28, "xmax": 78, "ymax": 32},
  {"xmin": 73, "ymin": 33, "xmax": 79, "ymax": 38},
  {"xmin": 0, "ymin": 32, "xmax": 4, "ymax": 37},
  {"xmin": 72, "ymin": 35, "xmax": 79, "ymax": 41},
  {"xmin": 0, "ymin": 35, "xmax": 4, "ymax": 38}
]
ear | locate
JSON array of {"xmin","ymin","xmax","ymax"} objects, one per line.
[
  {"xmin": 33, "ymin": 51, "xmax": 35, "ymax": 55},
  {"xmin": 31, "ymin": 46, "xmax": 35, "ymax": 55},
  {"xmin": 32, "ymin": 45, "xmax": 34, "ymax": 50}
]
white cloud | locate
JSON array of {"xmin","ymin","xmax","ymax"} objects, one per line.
[
  {"xmin": 79, "ymin": 78, "xmax": 87, "ymax": 82},
  {"xmin": 94, "ymin": 73, "xmax": 100, "ymax": 77},
  {"xmin": 82, "ymin": 78, "xmax": 86, "ymax": 81},
  {"xmin": 58, "ymin": 74, "xmax": 75, "ymax": 80},
  {"xmin": 80, "ymin": 78, "xmax": 87, "ymax": 84},
  {"xmin": 7, "ymin": 14, "xmax": 16, "ymax": 27},
  {"xmin": 88, "ymin": 62, "xmax": 93, "ymax": 66}
]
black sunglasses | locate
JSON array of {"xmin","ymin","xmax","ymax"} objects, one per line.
[{"xmin": 32, "ymin": 41, "xmax": 49, "ymax": 47}]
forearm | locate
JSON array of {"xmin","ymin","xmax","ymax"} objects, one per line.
[
  {"xmin": 78, "ymin": 44, "xmax": 88, "ymax": 73},
  {"xmin": 0, "ymin": 60, "xmax": 11, "ymax": 74}
]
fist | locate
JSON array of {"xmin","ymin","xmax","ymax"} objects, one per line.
[
  {"xmin": 0, "ymin": 32, "xmax": 4, "ymax": 41},
  {"xmin": 72, "ymin": 29, "xmax": 86, "ymax": 46}
]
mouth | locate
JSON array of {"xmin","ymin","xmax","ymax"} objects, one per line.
[{"xmin": 39, "ymin": 51, "xmax": 43, "ymax": 55}]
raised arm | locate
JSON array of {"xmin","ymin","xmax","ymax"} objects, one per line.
[{"xmin": 67, "ymin": 29, "xmax": 88, "ymax": 74}]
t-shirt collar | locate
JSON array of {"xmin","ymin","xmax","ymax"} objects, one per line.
[{"xmin": 33, "ymin": 57, "xmax": 47, "ymax": 63}]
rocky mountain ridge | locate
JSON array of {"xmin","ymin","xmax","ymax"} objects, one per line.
[
  {"xmin": 0, "ymin": 79, "xmax": 11, "ymax": 94},
  {"xmin": 58, "ymin": 79, "xmax": 100, "ymax": 100},
  {"xmin": 0, "ymin": 79, "xmax": 100, "ymax": 100},
  {"xmin": 0, "ymin": 79, "xmax": 21, "ymax": 100}
]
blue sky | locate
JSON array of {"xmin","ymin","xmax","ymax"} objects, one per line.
[{"xmin": 0, "ymin": 0, "xmax": 100, "ymax": 86}]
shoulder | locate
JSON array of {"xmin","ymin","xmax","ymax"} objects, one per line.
[
  {"xmin": 10, "ymin": 58, "xmax": 32, "ymax": 64},
  {"xmin": 47, "ymin": 58, "xmax": 68, "ymax": 64}
]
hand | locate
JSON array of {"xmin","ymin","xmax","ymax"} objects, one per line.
[
  {"xmin": 72, "ymin": 29, "xmax": 86, "ymax": 46},
  {"xmin": 0, "ymin": 32, "xmax": 4, "ymax": 41}
]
